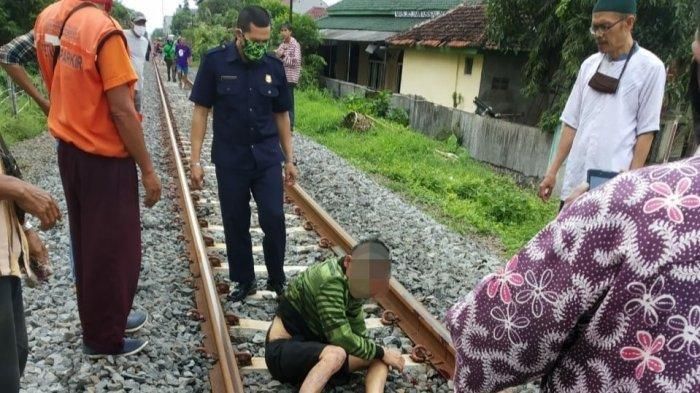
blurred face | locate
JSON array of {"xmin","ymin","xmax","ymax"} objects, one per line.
[
  {"xmin": 236, "ymin": 23, "xmax": 272, "ymax": 62},
  {"xmin": 281, "ymin": 27, "xmax": 292, "ymax": 40},
  {"xmin": 132, "ymin": 20, "xmax": 146, "ymax": 36},
  {"xmin": 89, "ymin": 0, "xmax": 113, "ymax": 13},
  {"xmin": 590, "ymin": 12, "xmax": 635, "ymax": 55},
  {"xmin": 237, "ymin": 23, "xmax": 272, "ymax": 45},
  {"xmin": 344, "ymin": 245, "xmax": 391, "ymax": 299}
]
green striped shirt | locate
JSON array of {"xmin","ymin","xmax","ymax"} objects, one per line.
[{"xmin": 285, "ymin": 258, "xmax": 378, "ymax": 360}]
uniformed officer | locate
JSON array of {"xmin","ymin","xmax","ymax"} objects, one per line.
[{"xmin": 189, "ymin": 5, "xmax": 298, "ymax": 303}]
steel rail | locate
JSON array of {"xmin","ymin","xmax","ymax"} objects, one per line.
[
  {"xmin": 155, "ymin": 65, "xmax": 244, "ymax": 393},
  {"xmin": 284, "ymin": 184, "xmax": 456, "ymax": 379}
]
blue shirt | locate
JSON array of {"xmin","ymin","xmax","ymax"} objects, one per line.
[{"xmin": 189, "ymin": 43, "xmax": 292, "ymax": 170}]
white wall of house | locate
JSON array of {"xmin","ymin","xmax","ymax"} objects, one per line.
[{"xmin": 399, "ymin": 48, "xmax": 484, "ymax": 112}]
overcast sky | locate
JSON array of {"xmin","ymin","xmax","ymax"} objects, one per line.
[{"xmin": 120, "ymin": 0, "xmax": 340, "ymax": 33}]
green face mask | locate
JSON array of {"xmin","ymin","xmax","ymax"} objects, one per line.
[{"xmin": 242, "ymin": 37, "xmax": 268, "ymax": 62}]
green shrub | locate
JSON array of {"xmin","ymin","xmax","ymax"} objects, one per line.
[
  {"xmin": 295, "ymin": 89, "xmax": 558, "ymax": 254},
  {"xmin": 299, "ymin": 54, "xmax": 327, "ymax": 90},
  {"xmin": 342, "ymin": 94, "xmax": 372, "ymax": 114},
  {"xmin": 185, "ymin": 22, "xmax": 232, "ymax": 62},
  {"xmin": 387, "ymin": 107, "xmax": 409, "ymax": 126}
]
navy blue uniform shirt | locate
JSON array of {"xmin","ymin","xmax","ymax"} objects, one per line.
[{"xmin": 189, "ymin": 43, "xmax": 292, "ymax": 170}]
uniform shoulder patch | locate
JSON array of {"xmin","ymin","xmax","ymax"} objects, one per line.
[{"xmin": 205, "ymin": 45, "xmax": 227, "ymax": 56}]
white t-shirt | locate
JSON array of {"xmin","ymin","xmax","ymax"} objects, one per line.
[
  {"xmin": 123, "ymin": 29, "xmax": 149, "ymax": 91},
  {"xmin": 560, "ymin": 46, "xmax": 666, "ymax": 199}
]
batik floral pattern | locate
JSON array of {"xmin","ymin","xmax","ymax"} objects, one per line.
[
  {"xmin": 643, "ymin": 178, "xmax": 700, "ymax": 224},
  {"xmin": 485, "ymin": 255, "xmax": 523, "ymax": 304},
  {"xmin": 447, "ymin": 158, "xmax": 700, "ymax": 393}
]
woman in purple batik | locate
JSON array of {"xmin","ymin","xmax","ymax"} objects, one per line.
[{"xmin": 447, "ymin": 156, "xmax": 700, "ymax": 392}]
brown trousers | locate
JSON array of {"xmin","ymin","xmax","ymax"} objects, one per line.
[{"xmin": 57, "ymin": 141, "xmax": 141, "ymax": 353}]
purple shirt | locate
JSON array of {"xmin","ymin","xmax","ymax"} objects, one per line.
[
  {"xmin": 175, "ymin": 44, "xmax": 191, "ymax": 68},
  {"xmin": 447, "ymin": 157, "xmax": 700, "ymax": 392}
]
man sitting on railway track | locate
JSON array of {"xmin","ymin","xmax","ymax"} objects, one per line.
[{"xmin": 265, "ymin": 239, "xmax": 405, "ymax": 392}]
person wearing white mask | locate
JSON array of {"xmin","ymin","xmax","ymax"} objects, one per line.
[{"xmin": 124, "ymin": 12, "xmax": 149, "ymax": 113}]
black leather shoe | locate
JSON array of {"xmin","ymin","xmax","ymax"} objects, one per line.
[
  {"xmin": 227, "ymin": 281, "xmax": 257, "ymax": 303},
  {"xmin": 266, "ymin": 281, "xmax": 285, "ymax": 297}
]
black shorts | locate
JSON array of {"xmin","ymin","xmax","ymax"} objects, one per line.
[
  {"xmin": 265, "ymin": 336, "xmax": 351, "ymax": 385},
  {"xmin": 265, "ymin": 297, "xmax": 351, "ymax": 385}
]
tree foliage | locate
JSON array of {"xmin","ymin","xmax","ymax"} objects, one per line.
[
  {"xmin": 487, "ymin": 0, "xmax": 697, "ymax": 131},
  {"xmin": 181, "ymin": 0, "xmax": 323, "ymax": 84},
  {"xmin": 111, "ymin": 1, "xmax": 137, "ymax": 29},
  {"xmin": 0, "ymin": 0, "xmax": 139, "ymax": 45},
  {"xmin": 0, "ymin": 0, "xmax": 53, "ymax": 44}
]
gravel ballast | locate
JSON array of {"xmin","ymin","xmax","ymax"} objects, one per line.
[
  {"xmin": 14, "ymin": 65, "xmax": 211, "ymax": 392},
  {"xmin": 161, "ymin": 64, "xmax": 523, "ymax": 391},
  {"xmin": 12, "ymin": 59, "xmax": 534, "ymax": 392}
]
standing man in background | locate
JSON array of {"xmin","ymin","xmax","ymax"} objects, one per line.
[
  {"xmin": 163, "ymin": 36, "xmax": 176, "ymax": 82},
  {"xmin": 276, "ymin": 23, "xmax": 301, "ymax": 132},
  {"xmin": 189, "ymin": 5, "xmax": 298, "ymax": 303},
  {"xmin": 124, "ymin": 12, "xmax": 149, "ymax": 113},
  {"xmin": 34, "ymin": 0, "xmax": 161, "ymax": 357},
  {"xmin": 175, "ymin": 37, "xmax": 192, "ymax": 89},
  {"xmin": 538, "ymin": 0, "xmax": 666, "ymax": 208},
  {"xmin": 0, "ymin": 31, "xmax": 49, "ymax": 116}
]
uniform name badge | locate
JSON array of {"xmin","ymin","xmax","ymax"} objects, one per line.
[{"xmin": 265, "ymin": 74, "xmax": 272, "ymax": 84}]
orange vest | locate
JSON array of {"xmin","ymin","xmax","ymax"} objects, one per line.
[{"xmin": 35, "ymin": 0, "xmax": 130, "ymax": 158}]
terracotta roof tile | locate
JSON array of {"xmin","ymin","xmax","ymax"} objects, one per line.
[
  {"xmin": 388, "ymin": 5, "xmax": 492, "ymax": 49},
  {"xmin": 306, "ymin": 6, "xmax": 328, "ymax": 19}
]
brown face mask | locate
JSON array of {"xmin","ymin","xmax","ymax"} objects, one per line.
[{"xmin": 588, "ymin": 42, "xmax": 638, "ymax": 94}]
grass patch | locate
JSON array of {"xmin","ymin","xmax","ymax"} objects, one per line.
[
  {"xmin": 0, "ymin": 90, "xmax": 46, "ymax": 145},
  {"xmin": 295, "ymin": 89, "xmax": 557, "ymax": 255}
]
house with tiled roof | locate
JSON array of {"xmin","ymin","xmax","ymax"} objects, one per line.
[
  {"xmin": 387, "ymin": 2, "xmax": 544, "ymax": 124},
  {"xmin": 315, "ymin": 0, "xmax": 462, "ymax": 92},
  {"xmin": 280, "ymin": 0, "xmax": 329, "ymax": 16},
  {"xmin": 306, "ymin": 6, "xmax": 328, "ymax": 20}
]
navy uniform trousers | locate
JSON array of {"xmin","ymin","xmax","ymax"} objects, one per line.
[{"xmin": 216, "ymin": 163, "xmax": 286, "ymax": 285}]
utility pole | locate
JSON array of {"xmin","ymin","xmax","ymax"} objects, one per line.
[{"xmin": 289, "ymin": 0, "xmax": 293, "ymax": 24}]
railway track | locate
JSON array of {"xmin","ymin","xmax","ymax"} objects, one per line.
[{"xmin": 154, "ymin": 64, "xmax": 456, "ymax": 392}]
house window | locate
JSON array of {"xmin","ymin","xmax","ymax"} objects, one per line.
[
  {"xmin": 492, "ymin": 77, "xmax": 510, "ymax": 90},
  {"xmin": 464, "ymin": 57, "xmax": 474, "ymax": 75},
  {"xmin": 369, "ymin": 60, "xmax": 385, "ymax": 90}
]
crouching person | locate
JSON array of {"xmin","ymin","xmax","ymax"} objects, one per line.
[
  {"xmin": 446, "ymin": 156, "xmax": 700, "ymax": 392},
  {"xmin": 265, "ymin": 239, "xmax": 405, "ymax": 392}
]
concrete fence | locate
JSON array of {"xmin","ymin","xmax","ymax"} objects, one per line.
[{"xmin": 321, "ymin": 77, "xmax": 553, "ymax": 180}]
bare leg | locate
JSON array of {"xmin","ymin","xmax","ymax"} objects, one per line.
[
  {"xmin": 365, "ymin": 360, "xmax": 389, "ymax": 392},
  {"xmin": 348, "ymin": 355, "xmax": 389, "ymax": 393},
  {"xmin": 299, "ymin": 346, "xmax": 346, "ymax": 393}
]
